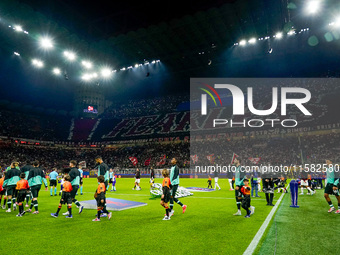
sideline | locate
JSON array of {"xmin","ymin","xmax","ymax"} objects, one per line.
[{"xmin": 243, "ymin": 191, "xmax": 286, "ymax": 255}]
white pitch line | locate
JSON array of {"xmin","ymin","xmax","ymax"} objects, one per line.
[{"xmin": 243, "ymin": 192, "xmax": 286, "ymax": 255}]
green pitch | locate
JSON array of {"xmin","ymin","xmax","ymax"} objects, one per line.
[{"xmin": 0, "ymin": 178, "xmax": 336, "ymax": 255}]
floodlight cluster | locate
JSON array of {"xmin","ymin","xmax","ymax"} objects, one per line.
[
  {"xmin": 7, "ymin": 21, "xmax": 160, "ymax": 82},
  {"xmin": 234, "ymin": 28, "xmax": 310, "ymax": 47}
]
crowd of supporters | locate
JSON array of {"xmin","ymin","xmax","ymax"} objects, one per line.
[
  {"xmin": 0, "ymin": 132, "xmax": 339, "ymax": 173},
  {"xmin": 102, "ymin": 94, "xmax": 188, "ymax": 119}
]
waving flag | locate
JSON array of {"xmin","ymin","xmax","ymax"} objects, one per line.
[
  {"xmin": 156, "ymin": 155, "xmax": 166, "ymax": 166},
  {"xmin": 129, "ymin": 157, "xmax": 138, "ymax": 166},
  {"xmin": 190, "ymin": 155, "xmax": 199, "ymax": 164},
  {"xmin": 144, "ymin": 158, "xmax": 151, "ymax": 166},
  {"xmin": 248, "ymin": 157, "xmax": 261, "ymax": 164},
  {"xmin": 230, "ymin": 153, "xmax": 239, "ymax": 165},
  {"xmin": 207, "ymin": 154, "xmax": 215, "ymax": 164}
]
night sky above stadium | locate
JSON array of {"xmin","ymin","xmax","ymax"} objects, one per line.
[{"xmin": 0, "ymin": 0, "xmax": 339, "ymax": 111}]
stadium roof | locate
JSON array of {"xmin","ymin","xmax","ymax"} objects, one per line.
[{"xmin": 0, "ymin": 0, "xmax": 340, "ymax": 110}]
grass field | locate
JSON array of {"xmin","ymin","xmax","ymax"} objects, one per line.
[{"xmin": 0, "ymin": 178, "xmax": 338, "ymax": 255}]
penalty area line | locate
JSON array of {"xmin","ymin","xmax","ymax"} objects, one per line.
[{"xmin": 243, "ymin": 191, "xmax": 286, "ymax": 255}]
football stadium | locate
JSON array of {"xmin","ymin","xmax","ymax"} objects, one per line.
[{"xmin": 1, "ymin": 0, "xmax": 340, "ymax": 254}]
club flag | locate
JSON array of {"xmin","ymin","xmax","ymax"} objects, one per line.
[
  {"xmin": 156, "ymin": 155, "xmax": 166, "ymax": 166},
  {"xmin": 190, "ymin": 155, "xmax": 199, "ymax": 164},
  {"xmin": 230, "ymin": 153, "xmax": 239, "ymax": 165},
  {"xmin": 144, "ymin": 158, "xmax": 151, "ymax": 166},
  {"xmin": 248, "ymin": 157, "xmax": 261, "ymax": 164},
  {"xmin": 207, "ymin": 154, "xmax": 215, "ymax": 164},
  {"xmin": 129, "ymin": 157, "xmax": 138, "ymax": 166}
]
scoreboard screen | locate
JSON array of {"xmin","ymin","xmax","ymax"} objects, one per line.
[{"xmin": 83, "ymin": 105, "xmax": 98, "ymax": 114}]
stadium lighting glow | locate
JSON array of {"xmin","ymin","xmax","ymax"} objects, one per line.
[
  {"xmin": 330, "ymin": 18, "xmax": 340, "ymax": 27},
  {"xmin": 156, "ymin": 60, "xmax": 160, "ymax": 62},
  {"xmin": 120, "ymin": 67, "xmax": 126, "ymax": 71},
  {"xmin": 248, "ymin": 38, "xmax": 256, "ymax": 44},
  {"xmin": 32, "ymin": 59, "xmax": 44, "ymax": 68},
  {"xmin": 151, "ymin": 60, "xmax": 156, "ymax": 64},
  {"xmin": 275, "ymin": 32, "xmax": 283, "ymax": 39},
  {"xmin": 101, "ymin": 68, "xmax": 112, "ymax": 77},
  {"xmin": 64, "ymin": 51, "xmax": 76, "ymax": 61},
  {"xmin": 287, "ymin": 30, "xmax": 295, "ymax": 36},
  {"xmin": 81, "ymin": 60, "xmax": 92, "ymax": 69},
  {"xmin": 144, "ymin": 62, "xmax": 149, "ymax": 65},
  {"xmin": 239, "ymin": 40, "xmax": 246, "ymax": 46},
  {"xmin": 81, "ymin": 74, "xmax": 91, "ymax": 81},
  {"xmin": 127, "ymin": 66, "xmax": 132, "ymax": 69},
  {"xmin": 306, "ymin": 1, "xmax": 321, "ymax": 14},
  {"xmin": 14, "ymin": 52, "xmax": 20, "ymax": 56},
  {"xmin": 14, "ymin": 25, "xmax": 23, "ymax": 32},
  {"xmin": 40, "ymin": 37, "xmax": 53, "ymax": 49},
  {"xmin": 134, "ymin": 64, "xmax": 139, "ymax": 68},
  {"xmin": 53, "ymin": 68, "xmax": 61, "ymax": 75}
]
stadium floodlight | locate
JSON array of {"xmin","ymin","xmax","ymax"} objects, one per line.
[
  {"xmin": 248, "ymin": 38, "xmax": 256, "ymax": 44},
  {"xmin": 24, "ymin": 31, "xmax": 29, "ymax": 34},
  {"xmin": 144, "ymin": 61, "xmax": 149, "ymax": 65},
  {"xmin": 127, "ymin": 66, "xmax": 132, "ymax": 69},
  {"xmin": 134, "ymin": 64, "xmax": 139, "ymax": 68},
  {"xmin": 332, "ymin": 18, "xmax": 340, "ymax": 27},
  {"xmin": 287, "ymin": 30, "xmax": 295, "ymax": 36},
  {"xmin": 156, "ymin": 60, "xmax": 160, "ymax": 62},
  {"xmin": 92, "ymin": 73, "xmax": 98, "ymax": 78},
  {"xmin": 81, "ymin": 60, "xmax": 92, "ymax": 69},
  {"xmin": 81, "ymin": 74, "xmax": 92, "ymax": 81},
  {"xmin": 14, "ymin": 25, "xmax": 23, "ymax": 32},
  {"xmin": 40, "ymin": 37, "xmax": 53, "ymax": 49},
  {"xmin": 151, "ymin": 60, "xmax": 156, "ymax": 64},
  {"xmin": 64, "ymin": 51, "xmax": 76, "ymax": 61},
  {"xmin": 239, "ymin": 40, "xmax": 246, "ymax": 46},
  {"xmin": 306, "ymin": 1, "xmax": 321, "ymax": 14},
  {"xmin": 101, "ymin": 68, "xmax": 112, "ymax": 77},
  {"xmin": 32, "ymin": 59, "xmax": 44, "ymax": 68},
  {"xmin": 53, "ymin": 68, "xmax": 61, "ymax": 75},
  {"xmin": 275, "ymin": 32, "xmax": 283, "ymax": 39},
  {"xmin": 14, "ymin": 52, "xmax": 20, "ymax": 56},
  {"xmin": 120, "ymin": 67, "xmax": 126, "ymax": 71}
]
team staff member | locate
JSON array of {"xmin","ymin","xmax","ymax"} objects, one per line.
[
  {"xmin": 49, "ymin": 168, "xmax": 59, "ymax": 196},
  {"xmin": 27, "ymin": 161, "xmax": 48, "ymax": 214},
  {"xmin": 3, "ymin": 162, "xmax": 21, "ymax": 212},
  {"xmin": 169, "ymin": 158, "xmax": 187, "ymax": 216},
  {"xmin": 263, "ymin": 178, "xmax": 275, "ymax": 206},
  {"xmin": 63, "ymin": 160, "xmax": 84, "ymax": 215}
]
